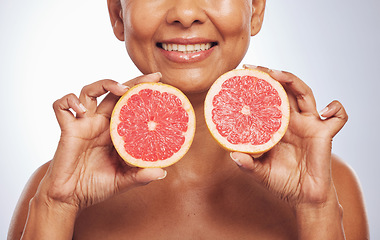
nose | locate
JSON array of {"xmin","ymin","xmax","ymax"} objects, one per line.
[{"xmin": 166, "ymin": 0, "xmax": 208, "ymax": 28}]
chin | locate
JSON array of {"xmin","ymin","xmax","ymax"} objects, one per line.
[
  {"xmin": 159, "ymin": 71, "xmax": 219, "ymax": 94},
  {"xmin": 161, "ymin": 78, "xmax": 211, "ymax": 95},
  {"xmin": 163, "ymin": 64, "xmax": 240, "ymax": 92}
]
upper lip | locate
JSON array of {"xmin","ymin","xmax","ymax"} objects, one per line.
[{"xmin": 157, "ymin": 37, "xmax": 218, "ymax": 45}]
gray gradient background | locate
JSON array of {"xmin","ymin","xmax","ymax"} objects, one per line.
[{"xmin": 1, "ymin": 0, "xmax": 379, "ymax": 238}]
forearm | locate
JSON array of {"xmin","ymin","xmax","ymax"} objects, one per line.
[
  {"xmin": 21, "ymin": 194, "xmax": 78, "ymax": 240},
  {"xmin": 295, "ymin": 191, "xmax": 345, "ymax": 240}
]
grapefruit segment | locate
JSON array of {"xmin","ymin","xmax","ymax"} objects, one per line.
[
  {"xmin": 110, "ymin": 82, "xmax": 195, "ymax": 168},
  {"xmin": 204, "ymin": 69, "xmax": 290, "ymax": 156}
]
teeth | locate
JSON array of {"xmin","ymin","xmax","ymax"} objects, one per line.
[
  {"xmin": 178, "ymin": 44, "xmax": 186, "ymax": 52},
  {"xmin": 161, "ymin": 43, "xmax": 214, "ymax": 53},
  {"xmin": 186, "ymin": 44, "xmax": 195, "ymax": 51}
]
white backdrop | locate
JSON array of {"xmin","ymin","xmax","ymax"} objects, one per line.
[{"xmin": 1, "ymin": 0, "xmax": 379, "ymax": 238}]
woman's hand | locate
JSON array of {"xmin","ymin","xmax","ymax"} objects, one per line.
[
  {"xmin": 230, "ymin": 65, "xmax": 348, "ymax": 209},
  {"xmin": 37, "ymin": 72, "xmax": 167, "ymax": 211}
]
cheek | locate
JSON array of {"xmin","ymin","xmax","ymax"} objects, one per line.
[
  {"xmin": 211, "ymin": 0, "xmax": 252, "ymax": 37},
  {"xmin": 124, "ymin": 5, "xmax": 158, "ymax": 41},
  {"xmin": 122, "ymin": 4, "xmax": 162, "ymax": 73},
  {"xmin": 219, "ymin": 16, "xmax": 251, "ymax": 66},
  {"xmin": 210, "ymin": 1, "xmax": 252, "ymax": 60}
]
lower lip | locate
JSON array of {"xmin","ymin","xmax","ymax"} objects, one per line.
[{"xmin": 158, "ymin": 46, "xmax": 215, "ymax": 63}]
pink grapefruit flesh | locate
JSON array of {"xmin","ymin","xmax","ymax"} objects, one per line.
[
  {"xmin": 110, "ymin": 82, "xmax": 195, "ymax": 168},
  {"xmin": 204, "ymin": 69, "xmax": 290, "ymax": 156}
]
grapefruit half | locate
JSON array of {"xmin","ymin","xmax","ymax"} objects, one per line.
[
  {"xmin": 110, "ymin": 82, "xmax": 195, "ymax": 168},
  {"xmin": 204, "ymin": 69, "xmax": 290, "ymax": 157}
]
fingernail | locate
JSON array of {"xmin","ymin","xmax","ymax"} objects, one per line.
[
  {"xmin": 157, "ymin": 170, "xmax": 167, "ymax": 180},
  {"xmin": 117, "ymin": 83, "xmax": 130, "ymax": 90},
  {"xmin": 78, "ymin": 103, "xmax": 87, "ymax": 113},
  {"xmin": 155, "ymin": 72, "xmax": 162, "ymax": 78},
  {"xmin": 243, "ymin": 64, "xmax": 258, "ymax": 69},
  {"xmin": 269, "ymin": 69, "xmax": 293, "ymax": 83},
  {"xmin": 147, "ymin": 72, "xmax": 162, "ymax": 78},
  {"xmin": 145, "ymin": 72, "xmax": 162, "ymax": 80},
  {"xmin": 319, "ymin": 106, "xmax": 329, "ymax": 117},
  {"xmin": 269, "ymin": 69, "xmax": 283, "ymax": 75},
  {"xmin": 230, "ymin": 152, "xmax": 242, "ymax": 167}
]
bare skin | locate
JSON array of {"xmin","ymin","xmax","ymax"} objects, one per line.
[{"xmin": 8, "ymin": 0, "xmax": 369, "ymax": 239}]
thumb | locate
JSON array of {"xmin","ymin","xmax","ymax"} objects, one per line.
[
  {"xmin": 134, "ymin": 168, "xmax": 167, "ymax": 183},
  {"xmin": 116, "ymin": 167, "xmax": 167, "ymax": 193},
  {"xmin": 230, "ymin": 152, "xmax": 268, "ymax": 182}
]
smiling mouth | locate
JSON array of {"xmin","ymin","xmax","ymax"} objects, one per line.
[{"xmin": 156, "ymin": 42, "xmax": 218, "ymax": 54}]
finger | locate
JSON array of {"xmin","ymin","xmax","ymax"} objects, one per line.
[
  {"xmin": 126, "ymin": 72, "xmax": 162, "ymax": 86},
  {"xmin": 134, "ymin": 168, "xmax": 167, "ymax": 183},
  {"xmin": 53, "ymin": 93, "xmax": 87, "ymax": 127},
  {"xmin": 243, "ymin": 64, "xmax": 272, "ymax": 75},
  {"xmin": 269, "ymin": 70, "xmax": 318, "ymax": 116},
  {"xmin": 319, "ymin": 100, "xmax": 348, "ymax": 137},
  {"xmin": 243, "ymin": 64, "xmax": 292, "ymax": 82},
  {"xmin": 78, "ymin": 79, "xmax": 130, "ymax": 117},
  {"xmin": 115, "ymin": 167, "xmax": 167, "ymax": 192},
  {"xmin": 230, "ymin": 152, "xmax": 269, "ymax": 183},
  {"xmin": 230, "ymin": 152, "xmax": 256, "ymax": 169},
  {"xmin": 97, "ymin": 72, "xmax": 162, "ymax": 118}
]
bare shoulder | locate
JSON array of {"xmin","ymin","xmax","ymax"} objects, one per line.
[
  {"xmin": 7, "ymin": 161, "xmax": 51, "ymax": 240},
  {"xmin": 331, "ymin": 154, "xmax": 369, "ymax": 240}
]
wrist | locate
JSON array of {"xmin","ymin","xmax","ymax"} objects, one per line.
[
  {"xmin": 295, "ymin": 198, "xmax": 343, "ymax": 225},
  {"xmin": 21, "ymin": 194, "xmax": 79, "ymax": 240},
  {"xmin": 36, "ymin": 170, "xmax": 82, "ymax": 210},
  {"xmin": 294, "ymin": 188, "xmax": 345, "ymax": 240},
  {"xmin": 32, "ymin": 191, "xmax": 80, "ymax": 217}
]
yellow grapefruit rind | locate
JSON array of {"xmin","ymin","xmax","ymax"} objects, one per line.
[
  {"xmin": 204, "ymin": 69, "xmax": 290, "ymax": 156},
  {"xmin": 110, "ymin": 82, "xmax": 196, "ymax": 168}
]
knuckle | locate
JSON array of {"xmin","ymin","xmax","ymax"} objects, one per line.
[
  {"xmin": 341, "ymin": 109, "xmax": 349, "ymax": 122},
  {"xmin": 66, "ymin": 93, "xmax": 78, "ymax": 104},
  {"xmin": 80, "ymin": 84, "xmax": 97, "ymax": 101},
  {"xmin": 80, "ymin": 84, "xmax": 91, "ymax": 94},
  {"xmin": 80, "ymin": 79, "xmax": 116, "ymax": 97},
  {"xmin": 344, "ymin": 113, "xmax": 349, "ymax": 122},
  {"xmin": 52, "ymin": 93, "xmax": 77, "ymax": 109},
  {"xmin": 101, "ymin": 79, "xmax": 116, "ymax": 84},
  {"xmin": 295, "ymin": 93, "xmax": 306, "ymax": 101},
  {"xmin": 257, "ymin": 66, "xmax": 270, "ymax": 72},
  {"xmin": 66, "ymin": 93, "xmax": 77, "ymax": 98},
  {"xmin": 281, "ymin": 70, "xmax": 298, "ymax": 80},
  {"xmin": 330, "ymin": 100, "xmax": 342, "ymax": 109},
  {"xmin": 52, "ymin": 99, "xmax": 60, "ymax": 109},
  {"xmin": 332, "ymin": 100, "xmax": 349, "ymax": 121},
  {"xmin": 306, "ymin": 85, "xmax": 313, "ymax": 95}
]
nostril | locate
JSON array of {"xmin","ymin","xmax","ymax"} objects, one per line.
[
  {"xmin": 166, "ymin": 5, "xmax": 207, "ymax": 28},
  {"xmin": 172, "ymin": 19, "xmax": 201, "ymax": 26}
]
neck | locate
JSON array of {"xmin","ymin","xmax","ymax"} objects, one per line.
[{"xmin": 166, "ymin": 91, "xmax": 235, "ymax": 183}]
